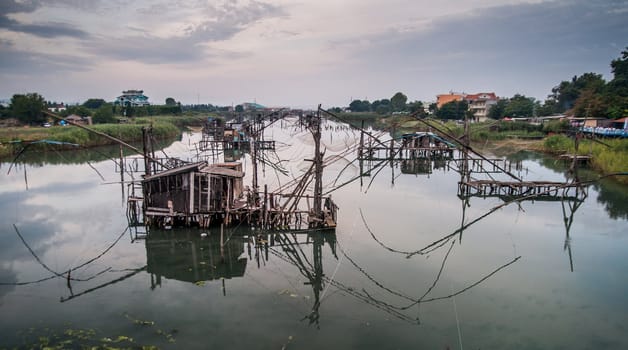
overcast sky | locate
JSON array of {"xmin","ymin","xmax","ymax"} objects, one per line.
[{"xmin": 0, "ymin": 0, "xmax": 626, "ymax": 108}]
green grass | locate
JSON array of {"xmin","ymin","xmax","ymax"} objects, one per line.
[
  {"xmin": 0, "ymin": 122, "xmax": 181, "ymax": 159},
  {"xmin": 543, "ymin": 135, "xmax": 628, "ymax": 183},
  {"xmin": 135, "ymin": 115, "xmax": 208, "ymax": 128},
  {"xmin": 43, "ymin": 123, "xmax": 180, "ymax": 146}
]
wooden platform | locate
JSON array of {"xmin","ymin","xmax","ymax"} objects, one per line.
[
  {"xmin": 458, "ymin": 180, "xmax": 588, "ymax": 200},
  {"xmin": 558, "ymin": 154, "xmax": 591, "ymax": 164}
]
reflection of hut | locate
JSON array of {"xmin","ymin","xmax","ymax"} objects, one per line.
[
  {"xmin": 401, "ymin": 158, "xmax": 432, "ymax": 175},
  {"xmin": 145, "ymin": 230, "xmax": 246, "ymax": 287},
  {"xmin": 142, "ymin": 162, "xmax": 244, "ymax": 226},
  {"xmin": 224, "ymin": 149, "xmax": 243, "ymax": 162}
]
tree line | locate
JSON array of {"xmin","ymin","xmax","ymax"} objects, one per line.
[
  {"xmin": 0, "ymin": 96, "xmax": 185, "ymax": 125},
  {"xmin": 344, "ymin": 92, "xmax": 428, "ymax": 116},
  {"xmin": 2, "ymin": 48, "xmax": 626, "ymax": 125},
  {"xmin": 344, "ymin": 47, "xmax": 628, "ymax": 120}
]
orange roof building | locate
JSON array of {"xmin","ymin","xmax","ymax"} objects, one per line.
[{"xmin": 436, "ymin": 93, "xmax": 465, "ymax": 108}]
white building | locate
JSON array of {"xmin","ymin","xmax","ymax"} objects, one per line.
[{"xmin": 115, "ymin": 90, "xmax": 150, "ymax": 106}]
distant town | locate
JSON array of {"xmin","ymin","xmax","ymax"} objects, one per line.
[{"xmin": 1, "ymin": 46, "xmax": 627, "ymax": 130}]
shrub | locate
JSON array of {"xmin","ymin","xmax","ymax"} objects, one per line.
[{"xmin": 543, "ymin": 135, "xmax": 573, "ymax": 153}]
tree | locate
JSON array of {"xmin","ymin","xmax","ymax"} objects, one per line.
[
  {"xmin": 436, "ymin": 100, "xmax": 468, "ymax": 120},
  {"xmin": 428, "ymin": 102, "xmax": 438, "ymax": 114},
  {"xmin": 92, "ymin": 103, "xmax": 116, "ymax": 124},
  {"xmin": 504, "ymin": 94, "xmax": 535, "ymax": 118},
  {"xmin": 390, "ymin": 92, "xmax": 408, "ymax": 112},
  {"xmin": 536, "ymin": 99, "xmax": 559, "ymax": 117},
  {"xmin": 349, "ymin": 99, "xmax": 371, "ymax": 112},
  {"xmin": 165, "ymin": 97, "xmax": 177, "ymax": 106},
  {"xmin": 0, "ymin": 104, "xmax": 9, "ymax": 119},
  {"xmin": 63, "ymin": 105, "xmax": 92, "ymax": 117},
  {"xmin": 10, "ymin": 93, "xmax": 46, "ymax": 124},
  {"xmin": 610, "ymin": 47, "xmax": 628, "ymax": 85},
  {"xmin": 371, "ymin": 99, "xmax": 390, "ymax": 114},
  {"xmin": 82, "ymin": 98, "xmax": 106, "ymax": 109},
  {"xmin": 606, "ymin": 47, "xmax": 628, "ymax": 119},
  {"xmin": 407, "ymin": 100, "xmax": 425, "ymax": 115},
  {"xmin": 547, "ymin": 73, "xmax": 606, "ymax": 113},
  {"xmin": 487, "ymin": 99, "xmax": 508, "ymax": 119},
  {"xmin": 571, "ymin": 88, "xmax": 609, "ymax": 118},
  {"xmin": 235, "ymin": 104, "xmax": 244, "ymax": 113},
  {"xmin": 375, "ymin": 104, "xmax": 391, "ymax": 115}
]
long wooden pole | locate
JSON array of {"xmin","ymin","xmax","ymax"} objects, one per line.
[{"xmin": 44, "ymin": 110, "xmax": 143, "ymax": 154}]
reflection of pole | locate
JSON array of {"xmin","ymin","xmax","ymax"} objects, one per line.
[
  {"xmin": 313, "ymin": 106, "xmax": 323, "ymax": 220},
  {"xmin": 561, "ymin": 198, "xmax": 582, "ymax": 272},
  {"xmin": 220, "ymin": 223, "xmax": 225, "ymax": 261},
  {"xmin": 459, "ymin": 196, "xmax": 468, "ymax": 243},
  {"xmin": 308, "ymin": 233, "xmax": 324, "ymax": 327}
]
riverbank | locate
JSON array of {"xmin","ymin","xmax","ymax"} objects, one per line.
[{"xmin": 0, "ymin": 116, "xmax": 202, "ymax": 159}]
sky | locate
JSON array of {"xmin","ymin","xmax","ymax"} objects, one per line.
[{"xmin": 0, "ymin": 0, "xmax": 626, "ymax": 108}]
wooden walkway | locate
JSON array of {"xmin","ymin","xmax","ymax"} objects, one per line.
[
  {"xmin": 458, "ymin": 180, "xmax": 587, "ymax": 200},
  {"xmin": 198, "ymin": 139, "xmax": 275, "ymax": 151},
  {"xmin": 359, "ymin": 146, "xmax": 455, "ymax": 161},
  {"xmin": 558, "ymin": 154, "xmax": 591, "ymax": 164}
]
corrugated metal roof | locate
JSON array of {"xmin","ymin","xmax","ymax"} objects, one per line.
[{"xmin": 143, "ymin": 161, "xmax": 244, "ymax": 181}]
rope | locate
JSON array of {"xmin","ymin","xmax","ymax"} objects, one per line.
[{"xmin": 452, "ymin": 283, "xmax": 464, "ymax": 350}]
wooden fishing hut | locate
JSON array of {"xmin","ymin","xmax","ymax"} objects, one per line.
[
  {"xmin": 358, "ymin": 131, "xmax": 456, "ymax": 162},
  {"xmin": 202, "ymin": 117, "xmax": 225, "ymax": 140},
  {"xmin": 399, "ymin": 132, "xmax": 456, "ymax": 159},
  {"xmin": 141, "ymin": 161, "xmax": 245, "ymax": 227}
]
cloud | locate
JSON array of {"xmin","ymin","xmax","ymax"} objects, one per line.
[
  {"xmin": 0, "ymin": 0, "xmax": 40, "ymax": 14},
  {"xmin": 87, "ymin": 0, "xmax": 284, "ymax": 64},
  {"xmin": 331, "ymin": 0, "xmax": 628, "ymax": 99},
  {"xmin": 0, "ymin": 18, "xmax": 89, "ymax": 38},
  {"xmin": 0, "ymin": 0, "xmax": 89, "ymax": 38},
  {"xmin": 0, "ymin": 43, "xmax": 92, "ymax": 74}
]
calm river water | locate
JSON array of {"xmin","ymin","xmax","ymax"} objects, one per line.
[{"xmin": 1, "ymin": 119, "xmax": 627, "ymax": 349}]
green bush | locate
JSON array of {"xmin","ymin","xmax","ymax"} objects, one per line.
[
  {"xmin": 542, "ymin": 120, "xmax": 569, "ymax": 133},
  {"xmin": 45, "ymin": 123, "xmax": 179, "ymax": 147},
  {"xmin": 543, "ymin": 135, "xmax": 573, "ymax": 153}
]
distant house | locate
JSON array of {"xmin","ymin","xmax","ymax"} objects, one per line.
[
  {"xmin": 48, "ymin": 103, "xmax": 67, "ymax": 113},
  {"xmin": 65, "ymin": 114, "xmax": 92, "ymax": 125},
  {"xmin": 114, "ymin": 90, "xmax": 150, "ymax": 107},
  {"xmin": 242, "ymin": 102, "xmax": 266, "ymax": 110},
  {"xmin": 613, "ymin": 117, "xmax": 628, "ymax": 130},
  {"xmin": 436, "ymin": 93, "xmax": 465, "ymax": 108},
  {"xmin": 436, "ymin": 92, "xmax": 499, "ymax": 122},
  {"xmin": 465, "ymin": 93, "xmax": 499, "ymax": 122}
]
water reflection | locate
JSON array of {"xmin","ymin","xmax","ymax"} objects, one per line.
[
  {"xmin": 145, "ymin": 229, "xmax": 247, "ymax": 291},
  {"xmin": 267, "ymin": 231, "xmax": 337, "ymax": 328},
  {"xmin": 143, "ymin": 227, "xmax": 338, "ymax": 327}
]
